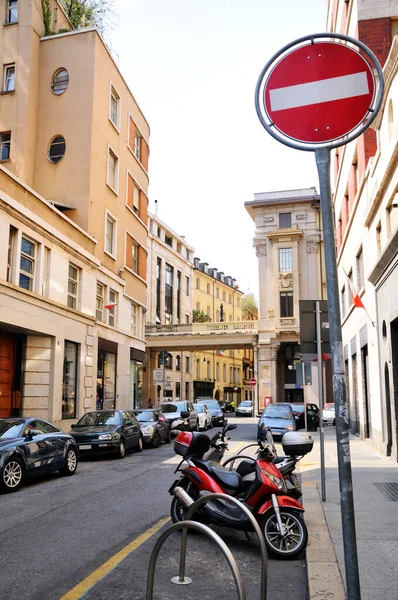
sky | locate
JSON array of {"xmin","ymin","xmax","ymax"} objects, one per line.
[{"xmin": 109, "ymin": 0, "xmax": 327, "ymax": 299}]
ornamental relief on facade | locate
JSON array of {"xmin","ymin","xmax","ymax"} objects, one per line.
[
  {"xmin": 267, "ymin": 308, "xmax": 275, "ymax": 318},
  {"xmin": 279, "ymin": 318, "xmax": 296, "ymax": 326},
  {"xmin": 253, "ymin": 241, "xmax": 267, "ymax": 257},
  {"xmin": 278, "ymin": 272, "xmax": 293, "ymax": 289},
  {"xmin": 263, "ymin": 216, "xmax": 275, "ymax": 225},
  {"xmin": 295, "ymin": 213, "xmax": 307, "ymax": 221},
  {"xmin": 306, "ymin": 235, "xmax": 320, "ymax": 254}
]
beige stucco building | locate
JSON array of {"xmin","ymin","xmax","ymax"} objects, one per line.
[
  {"xmin": 246, "ymin": 188, "xmax": 331, "ymax": 412},
  {"xmin": 328, "ymin": 0, "xmax": 398, "ymax": 458},
  {"xmin": 0, "ymin": 1, "xmax": 149, "ymax": 425}
]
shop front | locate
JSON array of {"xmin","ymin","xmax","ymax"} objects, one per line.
[
  {"xmin": 96, "ymin": 339, "xmax": 117, "ymax": 410},
  {"xmin": 130, "ymin": 348, "xmax": 145, "ymax": 409}
]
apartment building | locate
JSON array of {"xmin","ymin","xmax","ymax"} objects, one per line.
[
  {"xmin": 0, "ymin": 1, "xmax": 149, "ymax": 424},
  {"xmin": 245, "ymin": 188, "xmax": 332, "ymax": 412},
  {"xmin": 145, "ymin": 213, "xmax": 194, "ymax": 404},
  {"xmin": 328, "ymin": 0, "xmax": 398, "ymax": 457},
  {"xmin": 193, "ymin": 259, "xmax": 244, "ymax": 403}
]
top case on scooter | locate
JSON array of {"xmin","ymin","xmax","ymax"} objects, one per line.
[{"xmin": 174, "ymin": 431, "xmax": 210, "ymax": 457}]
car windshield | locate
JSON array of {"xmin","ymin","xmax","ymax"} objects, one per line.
[
  {"xmin": 134, "ymin": 411, "xmax": 155, "ymax": 422},
  {"xmin": 193, "ymin": 404, "xmax": 204, "ymax": 413},
  {"xmin": 162, "ymin": 402, "xmax": 186, "ymax": 413},
  {"xmin": 0, "ymin": 421, "xmax": 24, "ymax": 439},
  {"xmin": 240, "ymin": 401, "xmax": 252, "ymax": 407},
  {"xmin": 263, "ymin": 406, "xmax": 292, "ymax": 419},
  {"xmin": 325, "ymin": 405, "xmax": 335, "ymax": 412},
  {"xmin": 292, "ymin": 405, "xmax": 305, "ymax": 413},
  {"xmin": 76, "ymin": 412, "xmax": 121, "ymax": 426},
  {"xmin": 200, "ymin": 401, "xmax": 219, "ymax": 409}
]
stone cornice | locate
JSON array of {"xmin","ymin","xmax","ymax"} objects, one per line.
[{"xmin": 266, "ymin": 228, "xmax": 304, "ymax": 244}]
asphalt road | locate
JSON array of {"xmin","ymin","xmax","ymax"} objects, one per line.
[{"xmin": 0, "ymin": 417, "xmax": 308, "ymax": 600}]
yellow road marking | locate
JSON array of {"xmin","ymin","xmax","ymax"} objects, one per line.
[{"xmin": 60, "ymin": 515, "xmax": 170, "ymax": 600}]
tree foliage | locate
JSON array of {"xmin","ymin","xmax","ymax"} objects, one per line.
[
  {"xmin": 241, "ymin": 293, "xmax": 258, "ymax": 320},
  {"xmin": 192, "ymin": 309, "xmax": 212, "ymax": 323},
  {"xmin": 60, "ymin": 0, "xmax": 117, "ymax": 33}
]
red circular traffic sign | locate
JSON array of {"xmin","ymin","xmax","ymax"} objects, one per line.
[
  {"xmin": 263, "ymin": 42, "xmax": 375, "ymax": 144},
  {"xmin": 249, "ymin": 378, "xmax": 257, "ymax": 387}
]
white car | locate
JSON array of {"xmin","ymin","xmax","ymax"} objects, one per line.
[
  {"xmin": 235, "ymin": 400, "xmax": 254, "ymax": 417},
  {"xmin": 322, "ymin": 403, "xmax": 336, "ymax": 426},
  {"xmin": 193, "ymin": 403, "xmax": 212, "ymax": 430}
]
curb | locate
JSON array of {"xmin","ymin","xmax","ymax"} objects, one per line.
[{"xmin": 304, "ymin": 482, "xmax": 346, "ymax": 599}]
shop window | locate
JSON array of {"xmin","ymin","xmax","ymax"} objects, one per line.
[
  {"xmin": 62, "ymin": 341, "xmax": 78, "ymax": 419},
  {"xmin": 97, "ymin": 349, "xmax": 116, "ymax": 410}
]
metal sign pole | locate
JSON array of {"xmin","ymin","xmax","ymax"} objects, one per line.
[
  {"xmin": 315, "ymin": 300, "xmax": 326, "ymax": 502},
  {"xmin": 315, "ymin": 148, "xmax": 361, "ymax": 600},
  {"xmin": 302, "ymin": 361, "xmax": 308, "ymax": 431}
]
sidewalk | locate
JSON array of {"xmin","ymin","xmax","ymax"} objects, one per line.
[{"xmin": 301, "ymin": 427, "xmax": 398, "ymax": 600}]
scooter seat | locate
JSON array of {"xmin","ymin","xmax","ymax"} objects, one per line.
[{"xmin": 193, "ymin": 459, "xmax": 243, "ymax": 493}]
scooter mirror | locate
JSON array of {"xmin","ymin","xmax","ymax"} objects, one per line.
[
  {"xmin": 180, "ymin": 411, "xmax": 189, "ymax": 419},
  {"xmin": 227, "ymin": 424, "xmax": 237, "ymax": 432}
]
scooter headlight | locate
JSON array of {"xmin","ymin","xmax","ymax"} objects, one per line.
[{"xmin": 261, "ymin": 469, "xmax": 286, "ymax": 491}]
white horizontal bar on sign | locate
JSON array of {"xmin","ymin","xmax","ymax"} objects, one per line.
[{"xmin": 269, "ymin": 71, "xmax": 369, "ymax": 112}]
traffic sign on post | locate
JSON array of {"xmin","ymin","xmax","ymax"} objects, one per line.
[
  {"xmin": 263, "ymin": 42, "xmax": 375, "ymax": 145},
  {"xmin": 249, "ymin": 378, "xmax": 257, "ymax": 387}
]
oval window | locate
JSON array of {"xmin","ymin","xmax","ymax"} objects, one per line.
[
  {"xmin": 51, "ymin": 69, "xmax": 69, "ymax": 95},
  {"xmin": 48, "ymin": 136, "xmax": 66, "ymax": 164}
]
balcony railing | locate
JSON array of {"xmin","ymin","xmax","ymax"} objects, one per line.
[{"xmin": 145, "ymin": 321, "xmax": 258, "ymax": 336}]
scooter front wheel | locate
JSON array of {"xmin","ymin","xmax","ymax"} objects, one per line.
[{"xmin": 261, "ymin": 508, "xmax": 308, "ymax": 559}]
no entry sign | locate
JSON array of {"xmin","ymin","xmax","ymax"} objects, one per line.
[
  {"xmin": 263, "ymin": 42, "xmax": 375, "ymax": 144},
  {"xmin": 249, "ymin": 378, "xmax": 257, "ymax": 387}
]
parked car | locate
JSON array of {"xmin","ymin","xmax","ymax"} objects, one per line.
[
  {"xmin": 70, "ymin": 410, "xmax": 143, "ymax": 458},
  {"xmin": 132, "ymin": 409, "xmax": 171, "ymax": 447},
  {"xmin": 257, "ymin": 402, "xmax": 296, "ymax": 440},
  {"xmin": 161, "ymin": 401, "xmax": 199, "ymax": 433},
  {"xmin": 290, "ymin": 403, "xmax": 320, "ymax": 429},
  {"xmin": 193, "ymin": 403, "xmax": 213, "ymax": 430},
  {"xmin": 0, "ymin": 417, "xmax": 78, "ymax": 494},
  {"xmin": 323, "ymin": 403, "xmax": 336, "ymax": 426},
  {"xmin": 235, "ymin": 400, "xmax": 254, "ymax": 417},
  {"xmin": 196, "ymin": 399, "xmax": 224, "ymax": 425}
]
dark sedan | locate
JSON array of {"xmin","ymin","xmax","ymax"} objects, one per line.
[
  {"xmin": 0, "ymin": 417, "xmax": 78, "ymax": 494},
  {"xmin": 132, "ymin": 409, "xmax": 171, "ymax": 447},
  {"xmin": 290, "ymin": 403, "xmax": 320, "ymax": 429},
  {"xmin": 196, "ymin": 399, "xmax": 224, "ymax": 426},
  {"xmin": 70, "ymin": 410, "xmax": 143, "ymax": 458}
]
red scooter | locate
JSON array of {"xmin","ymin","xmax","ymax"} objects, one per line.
[{"xmin": 169, "ymin": 426, "xmax": 309, "ymax": 559}]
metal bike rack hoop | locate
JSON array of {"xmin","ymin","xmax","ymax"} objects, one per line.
[
  {"xmin": 183, "ymin": 492, "xmax": 268, "ymax": 599},
  {"xmin": 145, "ymin": 519, "xmax": 246, "ymax": 600}
]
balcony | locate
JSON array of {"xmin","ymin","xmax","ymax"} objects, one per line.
[{"xmin": 145, "ymin": 321, "xmax": 257, "ymax": 336}]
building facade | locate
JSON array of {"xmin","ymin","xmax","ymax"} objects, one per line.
[
  {"xmin": 246, "ymin": 188, "xmax": 331, "ymax": 412},
  {"xmin": 0, "ymin": 1, "xmax": 149, "ymax": 424},
  {"xmin": 193, "ymin": 259, "xmax": 244, "ymax": 403},
  {"xmin": 328, "ymin": 0, "xmax": 398, "ymax": 457},
  {"xmin": 144, "ymin": 213, "xmax": 194, "ymax": 404}
]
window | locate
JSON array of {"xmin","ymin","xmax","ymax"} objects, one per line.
[
  {"xmin": 280, "ymin": 292, "xmax": 293, "ymax": 317},
  {"xmin": 356, "ymin": 249, "xmax": 364, "ymax": 290},
  {"xmin": 105, "ymin": 212, "xmax": 116, "ymax": 256},
  {"xmin": 185, "ymin": 356, "xmax": 190, "ymax": 373},
  {"xmin": 51, "ymin": 69, "xmax": 69, "ymax": 95},
  {"xmin": 207, "ymin": 283, "xmax": 210, "ymax": 294},
  {"xmin": 186, "ymin": 276, "xmax": 189, "ymax": 296},
  {"xmin": 177, "ymin": 242, "xmax": 181, "ymax": 254},
  {"xmin": 134, "ymin": 131, "xmax": 141, "ymax": 160},
  {"xmin": 196, "ymin": 359, "xmax": 200, "ymax": 379},
  {"xmin": 177, "ymin": 271, "xmax": 181, "ymax": 322},
  {"xmin": 133, "ymin": 184, "xmax": 139, "ymax": 214},
  {"xmin": 19, "ymin": 236, "xmax": 35, "ymax": 291},
  {"xmin": 131, "ymin": 303, "xmax": 137, "ymax": 335},
  {"xmin": 165, "ymin": 235, "xmax": 173, "ymax": 247},
  {"xmin": 196, "ymin": 302, "xmax": 200, "ymax": 311},
  {"xmin": 376, "ymin": 222, "xmax": 382, "ymax": 255},
  {"xmin": 196, "ymin": 278, "xmax": 200, "ymax": 289},
  {"xmin": 6, "ymin": 0, "xmax": 17, "ymax": 23},
  {"xmin": 223, "ymin": 291, "xmax": 226, "ymax": 301},
  {"xmin": 7, "ymin": 225, "xmax": 16, "ymax": 282},
  {"xmin": 279, "ymin": 213, "xmax": 292, "ymax": 228},
  {"xmin": 67, "ymin": 263, "xmax": 79, "ymax": 309},
  {"xmin": 165, "ymin": 263, "xmax": 173, "ymax": 322},
  {"xmin": 156, "ymin": 258, "xmax": 161, "ymax": 323},
  {"xmin": 131, "ymin": 240, "xmax": 138, "ymax": 273},
  {"xmin": 279, "ymin": 248, "xmax": 292, "ymax": 272},
  {"xmin": 109, "ymin": 85, "xmax": 120, "ymax": 129},
  {"xmin": 223, "ymin": 363, "xmax": 226, "ymax": 381},
  {"xmin": 348, "ymin": 271, "xmax": 353, "ymax": 307},
  {"xmin": 229, "ymin": 294, "xmax": 231, "ymax": 303},
  {"xmin": 96, "ymin": 283, "xmax": 104, "ymax": 321},
  {"xmin": 107, "ymin": 148, "xmax": 118, "ymax": 191},
  {"xmin": 62, "ymin": 341, "xmax": 78, "ymax": 419},
  {"xmin": 108, "ymin": 289, "xmax": 117, "ymax": 327},
  {"xmin": 185, "ymin": 381, "xmax": 190, "ymax": 400},
  {"xmin": 176, "ymin": 355, "xmax": 181, "ymax": 371},
  {"xmin": 216, "ymin": 287, "xmax": 219, "ymax": 298},
  {"xmin": 3, "ymin": 64, "xmax": 14, "ymax": 92},
  {"xmin": 216, "ymin": 362, "xmax": 220, "ymax": 380},
  {"xmin": 48, "ymin": 135, "xmax": 66, "ymax": 164},
  {"xmin": 207, "ymin": 361, "xmax": 211, "ymax": 379},
  {"xmin": 0, "ymin": 132, "xmax": 11, "ymax": 160},
  {"xmin": 207, "ymin": 305, "xmax": 211, "ymax": 317},
  {"xmin": 341, "ymin": 286, "xmax": 347, "ymax": 319},
  {"xmin": 186, "ymin": 248, "xmax": 190, "ymax": 260}
]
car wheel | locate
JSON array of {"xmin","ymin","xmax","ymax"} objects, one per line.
[
  {"xmin": 1, "ymin": 457, "xmax": 24, "ymax": 493},
  {"xmin": 61, "ymin": 448, "xmax": 78, "ymax": 476},
  {"xmin": 152, "ymin": 433, "xmax": 161, "ymax": 448},
  {"xmin": 117, "ymin": 438, "xmax": 126, "ymax": 459},
  {"xmin": 135, "ymin": 436, "xmax": 143, "ymax": 452}
]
